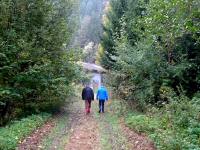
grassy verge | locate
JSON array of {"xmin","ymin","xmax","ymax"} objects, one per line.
[
  {"xmin": 39, "ymin": 112, "xmax": 69, "ymax": 150},
  {"xmin": 94, "ymin": 100, "xmax": 128, "ymax": 150},
  {"xmin": 125, "ymin": 97, "xmax": 200, "ymax": 150},
  {"xmin": 0, "ymin": 113, "xmax": 51, "ymax": 150}
]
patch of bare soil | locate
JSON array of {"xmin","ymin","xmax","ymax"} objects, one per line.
[
  {"xmin": 65, "ymin": 108, "xmax": 100, "ymax": 150},
  {"xmin": 18, "ymin": 119, "xmax": 55, "ymax": 150},
  {"xmin": 120, "ymin": 119, "xmax": 156, "ymax": 150}
]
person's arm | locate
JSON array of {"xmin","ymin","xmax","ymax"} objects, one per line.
[
  {"xmin": 82, "ymin": 88, "xmax": 85, "ymax": 100},
  {"xmin": 96, "ymin": 90, "xmax": 99, "ymax": 100},
  {"xmin": 91, "ymin": 89, "xmax": 94, "ymax": 100},
  {"xmin": 105, "ymin": 89, "xmax": 109, "ymax": 101}
]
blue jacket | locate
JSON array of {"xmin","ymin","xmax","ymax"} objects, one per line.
[{"xmin": 96, "ymin": 86, "xmax": 108, "ymax": 101}]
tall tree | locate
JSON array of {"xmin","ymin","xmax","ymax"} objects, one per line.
[
  {"xmin": 99, "ymin": 0, "xmax": 200, "ymax": 109},
  {"xmin": 0, "ymin": 0, "xmax": 80, "ymax": 125}
]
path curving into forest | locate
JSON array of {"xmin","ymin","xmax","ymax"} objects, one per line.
[{"xmin": 18, "ymin": 98, "xmax": 156, "ymax": 150}]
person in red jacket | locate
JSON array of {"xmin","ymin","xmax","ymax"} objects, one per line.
[{"xmin": 82, "ymin": 84, "xmax": 94, "ymax": 114}]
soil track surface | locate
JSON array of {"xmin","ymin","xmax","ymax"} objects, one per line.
[
  {"xmin": 18, "ymin": 99, "xmax": 156, "ymax": 150},
  {"xmin": 65, "ymin": 101, "xmax": 100, "ymax": 150}
]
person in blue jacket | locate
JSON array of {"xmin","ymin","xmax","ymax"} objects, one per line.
[{"xmin": 96, "ymin": 85, "xmax": 109, "ymax": 113}]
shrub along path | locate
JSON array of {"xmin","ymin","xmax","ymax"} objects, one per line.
[{"xmin": 18, "ymin": 98, "xmax": 155, "ymax": 150}]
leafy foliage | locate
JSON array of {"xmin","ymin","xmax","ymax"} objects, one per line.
[
  {"xmin": 126, "ymin": 95, "xmax": 200, "ymax": 150},
  {"xmin": 0, "ymin": 0, "xmax": 80, "ymax": 125},
  {"xmin": 99, "ymin": 0, "xmax": 200, "ymax": 109},
  {"xmin": 100, "ymin": 0, "xmax": 200, "ymax": 149},
  {"xmin": 0, "ymin": 113, "xmax": 50, "ymax": 150}
]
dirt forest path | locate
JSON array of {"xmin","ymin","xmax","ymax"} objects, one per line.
[
  {"xmin": 64, "ymin": 100, "xmax": 100, "ymax": 150},
  {"xmin": 18, "ymin": 98, "xmax": 155, "ymax": 150}
]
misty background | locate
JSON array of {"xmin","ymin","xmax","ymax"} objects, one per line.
[{"xmin": 70, "ymin": 0, "xmax": 109, "ymax": 63}]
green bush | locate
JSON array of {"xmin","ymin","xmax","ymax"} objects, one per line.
[
  {"xmin": 0, "ymin": 113, "xmax": 50, "ymax": 150},
  {"xmin": 0, "ymin": 0, "xmax": 80, "ymax": 125},
  {"xmin": 126, "ymin": 114, "xmax": 160, "ymax": 133},
  {"xmin": 99, "ymin": 0, "xmax": 200, "ymax": 110},
  {"xmin": 125, "ymin": 95, "xmax": 200, "ymax": 150}
]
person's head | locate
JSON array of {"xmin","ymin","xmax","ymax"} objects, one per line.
[
  {"xmin": 100, "ymin": 83, "xmax": 105, "ymax": 88},
  {"xmin": 85, "ymin": 82, "xmax": 90, "ymax": 87}
]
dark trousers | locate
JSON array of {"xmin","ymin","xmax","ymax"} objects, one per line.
[
  {"xmin": 85, "ymin": 100, "xmax": 91, "ymax": 113},
  {"xmin": 99, "ymin": 100, "xmax": 105, "ymax": 112}
]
